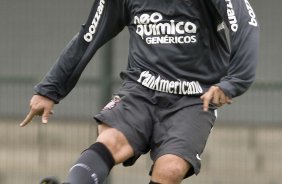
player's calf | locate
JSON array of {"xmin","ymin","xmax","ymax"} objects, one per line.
[{"xmin": 67, "ymin": 142, "xmax": 115, "ymax": 184}]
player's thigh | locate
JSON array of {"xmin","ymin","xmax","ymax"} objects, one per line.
[
  {"xmin": 151, "ymin": 103, "xmax": 217, "ymax": 177},
  {"xmin": 94, "ymin": 81, "xmax": 155, "ymax": 165},
  {"xmin": 96, "ymin": 123, "xmax": 134, "ymax": 164}
]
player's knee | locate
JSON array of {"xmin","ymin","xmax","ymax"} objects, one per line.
[
  {"xmin": 96, "ymin": 126, "xmax": 133, "ymax": 163},
  {"xmin": 153, "ymin": 163, "xmax": 187, "ymax": 183},
  {"xmin": 152, "ymin": 155, "xmax": 190, "ymax": 183},
  {"xmin": 97, "ymin": 128, "xmax": 124, "ymax": 150}
]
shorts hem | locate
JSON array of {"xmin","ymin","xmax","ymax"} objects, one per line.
[{"xmin": 93, "ymin": 113, "xmax": 144, "ymax": 166}]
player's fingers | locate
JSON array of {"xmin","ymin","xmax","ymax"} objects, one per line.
[
  {"xmin": 37, "ymin": 110, "xmax": 54, "ymax": 116},
  {"xmin": 219, "ymin": 92, "xmax": 227, "ymax": 105},
  {"xmin": 202, "ymin": 93, "xmax": 212, "ymax": 112},
  {"xmin": 42, "ymin": 109, "xmax": 51, "ymax": 124},
  {"xmin": 212, "ymin": 90, "xmax": 220, "ymax": 106},
  {"xmin": 20, "ymin": 110, "xmax": 36, "ymax": 127},
  {"xmin": 226, "ymin": 97, "xmax": 233, "ymax": 104}
]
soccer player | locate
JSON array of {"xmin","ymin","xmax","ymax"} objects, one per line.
[{"xmin": 21, "ymin": 0, "xmax": 259, "ymax": 183}]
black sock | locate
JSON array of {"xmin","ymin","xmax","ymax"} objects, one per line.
[
  {"xmin": 149, "ymin": 181, "xmax": 160, "ymax": 184},
  {"xmin": 67, "ymin": 142, "xmax": 115, "ymax": 184}
]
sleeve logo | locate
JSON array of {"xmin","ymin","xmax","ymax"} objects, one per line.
[
  {"xmin": 84, "ymin": 0, "xmax": 105, "ymax": 42},
  {"xmin": 244, "ymin": 0, "xmax": 258, "ymax": 27},
  {"xmin": 225, "ymin": 0, "xmax": 238, "ymax": 32}
]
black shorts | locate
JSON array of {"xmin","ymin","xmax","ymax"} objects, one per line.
[{"xmin": 94, "ymin": 80, "xmax": 217, "ymax": 177}]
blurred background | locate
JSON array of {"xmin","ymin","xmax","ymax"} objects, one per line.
[{"xmin": 0, "ymin": 0, "xmax": 281, "ymax": 183}]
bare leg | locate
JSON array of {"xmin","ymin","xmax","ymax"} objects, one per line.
[
  {"xmin": 151, "ymin": 154, "xmax": 191, "ymax": 184},
  {"xmin": 97, "ymin": 123, "xmax": 134, "ymax": 164},
  {"xmin": 67, "ymin": 123, "xmax": 134, "ymax": 184}
]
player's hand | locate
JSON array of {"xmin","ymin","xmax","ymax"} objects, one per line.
[
  {"xmin": 200, "ymin": 86, "xmax": 232, "ymax": 111},
  {"xmin": 20, "ymin": 95, "xmax": 55, "ymax": 127}
]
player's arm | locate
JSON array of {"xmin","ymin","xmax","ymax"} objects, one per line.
[
  {"xmin": 20, "ymin": 0, "xmax": 128, "ymax": 126},
  {"xmin": 201, "ymin": 0, "xmax": 260, "ymax": 111},
  {"xmin": 211, "ymin": 0, "xmax": 260, "ymax": 98},
  {"xmin": 35, "ymin": 0, "xmax": 128, "ymax": 103}
]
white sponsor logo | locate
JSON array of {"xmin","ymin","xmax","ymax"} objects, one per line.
[
  {"xmin": 84, "ymin": 0, "xmax": 105, "ymax": 42},
  {"xmin": 91, "ymin": 173, "xmax": 99, "ymax": 184},
  {"xmin": 137, "ymin": 71, "xmax": 203, "ymax": 95},
  {"xmin": 196, "ymin": 154, "xmax": 201, "ymax": 161},
  {"xmin": 225, "ymin": 0, "xmax": 238, "ymax": 32},
  {"xmin": 69, "ymin": 163, "xmax": 91, "ymax": 172},
  {"xmin": 134, "ymin": 12, "xmax": 197, "ymax": 44},
  {"xmin": 244, "ymin": 0, "xmax": 258, "ymax": 27}
]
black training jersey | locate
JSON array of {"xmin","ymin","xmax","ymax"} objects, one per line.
[{"xmin": 35, "ymin": 0, "xmax": 260, "ymax": 103}]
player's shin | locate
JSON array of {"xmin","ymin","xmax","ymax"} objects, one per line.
[{"xmin": 67, "ymin": 142, "xmax": 115, "ymax": 184}]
